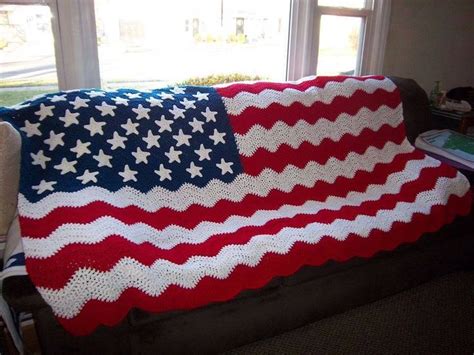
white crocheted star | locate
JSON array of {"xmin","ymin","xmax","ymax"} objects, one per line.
[
  {"xmin": 155, "ymin": 115, "xmax": 173, "ymax": 133},
  {"xmin": 169, "ymin": 105, "xmax": 186, "ymax": 120},
  {"xmin": 132, "ymin": 104, "xmax": 151, "ymax": 120},
  {"xmin": 35, "ymin": 103, "xmax": 55, "ymax": 121},
  {"xmin": 86, "ymin": 90, "xmax": 105, "ymax": 98},
  {"xmin": 32, "ymin": 179, "xmax": 56, "ymax": 194},
  {"xmin": 21, "ymin": 120, "xmax": 41, "ymax": 137},
  {"xmin": 59, "ymin": 109, "xmax": 80, "ymax": 127},
  {"xmin": 186, "ymin": 162, "xmax": 203, "ymax": 178},
  {"xmin": 188, "ymin": 118, "xmax": 205, "ymax": 134},
  {"xmin": 84, "ymin": 117, "xmax": 106, "ymax": 137},
  {"xmin": 69, "ymin": 96, "xmax": 90, "ymax": 109},
  {"xmin": 142, "ymin": 130, "xmax": 160, "ymax": 149},
  {"xmin": 119, "ymin": 165, "xmax": 138, "ymax": 182},
  {"xmin": 146, "ymin": 97, "xmax": 163, "ymax": 108},
  {"xmin": 54, "ymin": 158, "xmax": 77, "ymax": 175},
  {"xmin": 216, "ymin": 158, "xmax": 234, "ymax": 175},
  {"xmin": 121, "ymin": 118, "xmax": 140, "ymax": 136},
  {"xmin": 107, "ymin": 132, "xmax": 127, "ymax": 150},
  {"xmin": 50, "ymin": 94, "xmax": 67, "ymax": 102},
  {"xmin": 30, "ymin": 150, "xmax": 51, "ymax": 169},
  {"xmin": 173, "ymin": 129, "xmax": 192, "ymax": 147},
  {"xmin": 201, "ymin": 107, "xmax": 217, "ymax": 122},
  {"xmin": 193, "ymin": 91, "xmax": 209, "ymax": 101},
  {"xmin": 194, "ymin": 144, "xmax": 212, "ymax": 161},
  {"xmin": 131, "ymin": 147, "xmax": 150, "ymax": 164},
  {"xmin": 154, "ymin": 164, "xmax": 172, "ymax": 181},
  {"xmin": 209, "ymin": 129, "xmax": 226, "ymax": 145},
  {"xmin": 44, "ymin": 130, "xmax": 65, "ymax": 151},
  {"xmin": 95, "ymin": 102, "xmax": 117, "ymax": 117},
  {"xmin": 165, "ymin": 146, "xmax": 182, "ymax": 163},
  {"xmin": 170, "ymin": 87, "xmax": 185, "ymax": 94},
  {"xmin": 159, "ymin": 92, "xmax": 174, "ymax": 100},
  {"xmin": 180, "ymin": 98, "xmax": 196, "ymax": 109},
  {"xmin": 93, "ymin": 149, "xmax": 113, "ymax": 168},
  {"xmin": 77, "ymin": 169, "xmax": 99, "ymax": 184},
  {"xmin": 125, "ymin": 92, "xmax": 141, "ymax": 99},
  {"xmin": 71, "ymin": 139, "xmax": 91, "ymax": 158},
  {"xmin": 112, "ymin": 97, "xmax": 129, "ymax": 106}
]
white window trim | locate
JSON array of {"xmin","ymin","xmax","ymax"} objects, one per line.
[
  {"xmin": 49, "ymin": 0, "xmax": 101, "ymax": 90},
  {"xmin": 0, "ymin": 0, "xmax": 47, "ymax": 4},
  {"xmin": 361, "ymin": 0, "xmax": 391, "ymax": 75},
  {"xmin": 287, "ymin": 0, "xmax": 391, "ymax": 80},
  {"xmin": 287, "ymin": 0, "xmax": 319, "ymax": 80}
]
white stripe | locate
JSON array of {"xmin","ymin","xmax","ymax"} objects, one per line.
[
  {"xmin": 23, "ymin": 157, "xmax": 441, "ymax": 258},
  {"xmin": 18, "ymin": 140, "xmax": 415, "ymax": 219},
  {"xmin": 222, "ymin": 78, "xmax": 396, "ymax": 116},
  {"xmin": 236, "ymin": 104, "xmax": 402, "ymax": 157},
  {"xmin": 38, "ymin": 174, "xmax": 469, "ymax": 319}
]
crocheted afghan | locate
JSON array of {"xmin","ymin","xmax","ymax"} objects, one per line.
[{"xmin": 1, "ymin": 76, "xmax": 471, "ymax": 335}]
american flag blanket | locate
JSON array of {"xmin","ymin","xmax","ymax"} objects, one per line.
[{"xmin": 1, "ymin": 76, "xmax": 471, "ymax": 335}]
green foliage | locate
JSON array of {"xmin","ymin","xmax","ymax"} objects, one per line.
[
  {"xmin": 0, "ymin": 79, "xmax": 56, "ymax": 88},
  {"xmin": 0, "ymin": 89, "xmax": 55, "ymax": 107},
  {"xmin": 226, "ymin": 33, "xmax": 247, "ymax": 44},
  {"xmin": 193, "ymin": 33, "xmax": 247, "ymax": 44},
  {"xmin": 180, "ymin": 73, "xmax": 265, "ymax": 86},
  {"xmin": 193, "ymin": 33, "xmax": 223, "ymax": 43}
]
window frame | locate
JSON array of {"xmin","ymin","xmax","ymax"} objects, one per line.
[
  {"xmin": 0, "ymin": 0, "xmax": 391, "ymax": 91},
  {"xmin": 287, "ymin": 0, "xmax": 391, "ymax": 80},
  {"xmin": 49, "ymin": 0, "xmax": 101, "ymax": 89}
]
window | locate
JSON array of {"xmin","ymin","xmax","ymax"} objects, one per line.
[
  {"xmin": 93, "ymin": 0, "xmax": 291, "ymax": 89},
  {"xmin": 287, "ymin": 0, "xmax": 390, "ymax": 80},
  {"xmin": 0, "ymin": 3, "xmax": 58, "ymax": 106},
  {"xmin": 0, "ymin": 0, "xmax": 390, "ymax": 104},
  {"xmin": 317, "ymin": 15, "xmax": 363, "ymax": 75},
  {"xmin": 318, "ymin": 0, "xmax": 366, "ymax": 9},
  {"xmin": 315, "ymin": 0, "xmax": 376, "ymax": 76}
]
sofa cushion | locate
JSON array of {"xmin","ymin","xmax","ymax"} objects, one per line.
[{"xmin": 0, "ymin": 121, "xmax": 21, "ymax": 237}]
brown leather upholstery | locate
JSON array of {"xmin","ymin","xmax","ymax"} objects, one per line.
[{"xmin": 388, "ymin": 76, "xmax": 432, "ymax": 143}]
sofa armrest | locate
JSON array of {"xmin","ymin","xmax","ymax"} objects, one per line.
[
  {"xmin": 2, "ymin": 276, "xmax": 47, "ymax": 313},
  {"xmin": 0, "ymin": 122, "xmax": 21, "ymax": 237},
  {"xmin": 389, "ymin": 76, "xmax": 432, "ymax": 143}
]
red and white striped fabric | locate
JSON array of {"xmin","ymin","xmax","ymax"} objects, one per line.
[{"xmin": 11, "ymin": 76, "xmax": 472, "ymax": 335}]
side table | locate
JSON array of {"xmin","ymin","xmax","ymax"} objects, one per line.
[{"xmin": 431, "ymin": 107, "xmax": 474, "ymax": 134}]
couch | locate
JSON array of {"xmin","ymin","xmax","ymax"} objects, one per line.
[{"xmin": 1, "ymin": 77, "xmax": 473, "ymax": 354}]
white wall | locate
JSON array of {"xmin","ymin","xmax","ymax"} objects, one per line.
[{"xmin": 383, "ymin": 0, "xmax": 474, "ymax": 94}]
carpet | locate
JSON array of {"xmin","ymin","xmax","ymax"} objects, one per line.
[{"xmin": 225, "ymin": 271, "xmax": 474, "ymax": 354}]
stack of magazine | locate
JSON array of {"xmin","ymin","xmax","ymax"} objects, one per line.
[{"xmin": 415, "ymin": 129, "xmax": 474, "ymax": 171}]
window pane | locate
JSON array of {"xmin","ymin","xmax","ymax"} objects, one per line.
[
  {"xmin": 316, "ymin": 15, "xmax": 362, "ymax": 76},
  {"xmin": 0, "ymin": 4, "xmax": 58, "ymax": 106},
  {"xmin": 94, "ymin": 0, "xmax": 291, "ymax": 89},
  {"xmin": 317, "ymin": 0, "xmax": 367, "ymax": 9}
]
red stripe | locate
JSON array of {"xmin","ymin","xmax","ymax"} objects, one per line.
[
  {"xmin": 25, "ymin": 163, "xmax": 458, "ymax": 289},
  {"xmin": 229, "ymin": 88, "xmax": 401, "ymax": 134},
  {"xmin": 51, "ymin": 191, "xmax": 472, "ymax": 336},
  {"xmin": 241, "ymin": 123, "xmax": 406, "ymax": 175},
  {"xmin": 20, "ymin": 150, "xmax": 423, "ymax": 238},
  {"xmin": 217, "ymin": 75, "xmax": 387, "ymax": 98}
]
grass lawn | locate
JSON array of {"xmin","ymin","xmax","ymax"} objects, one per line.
[{"xmin": 0, "ymin": 89, "xmax": 56, "ymax": 107}]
